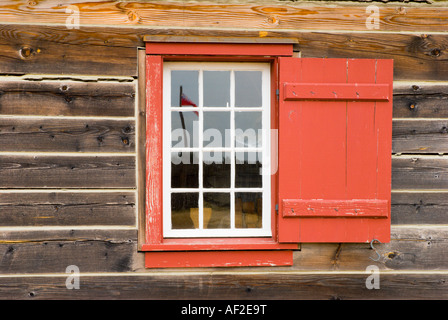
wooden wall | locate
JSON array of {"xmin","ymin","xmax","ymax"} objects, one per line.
[{"xmin": 1, "ymin": 0, "xmax": 448, "ymax": 300}]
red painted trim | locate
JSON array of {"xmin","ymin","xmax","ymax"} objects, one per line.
[
  {"xmin": 142, "ymin": 52, "xmax": 288, "ymax": 253},
  {"xmin": 145, "ymin": 55, "xmax": 164, "ymax": 245},
  {"xmin": 141, "ymin": 238, "xmax": 298, "ymax": 251},
  {"xmin": 146, "ymin": 42, "xmax": 293, "ymax": 57},
  {"xmin": 282, "ymin": 199, "xmax": 389, "ymax": 218},
  {"xmin": 284, "ymin": 83, "xmax": 390, "ymax": 101},
  {"xmin": 145, "ymin": 250, "xmax": 293, "ymax": 268}
]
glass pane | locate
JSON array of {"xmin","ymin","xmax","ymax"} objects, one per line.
[
  {"xmin": 203, "ymin": 151, "xmax": 230, "ymax": 188},
  {"xmin": 204, "ymin": 193, "xmax": 230, "ymax": 229},
  {"xmin": 235, "ymin": 152, "xmax": 262, "ymax": 188},
  {"xmin": 235, "ymin": 192, "xmax": 262, "ymax": 228},
  {"xmin": 203, "ymin": 111, "xmax": 230, "ymax": 148},
  {"xmin": 203, "ymin": 71, "xmax": 230, "ymax": 107},
  {"xmin": 235, "ymin": 71, "xmax": 262, "ymax": 107},
  {"xmin": 171, "ymin": 192, "xmax": 199, "ymax": 229},
  {"xmin": 171, "ymin": 70, "xmax": 198, "ymax": 107},
  {"xmin": 171, "ymin": 152, "xmax": 199, "ymax": 188},
  {"xmin": 171, "ymin": 111, "xmax": 199, "ymax": 148},
  {"xmin": 235, "ymin": 111, "xmax": 262, "ymax": 148}
]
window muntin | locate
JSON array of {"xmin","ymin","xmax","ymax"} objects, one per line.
[{"xmin": 163, "ymin": 62, "xmax": 271, "ymax": 238}]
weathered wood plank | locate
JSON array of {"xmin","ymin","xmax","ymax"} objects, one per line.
[
  {"xmin": 295, "ymin": 226, "xmax": 448, "ymax": 271},
  {"xmin": 0, "ymin": 273, "xmax": 447, "ymax": 300},
  {"xmin": 392, "ymin": 120, "xmax": 448, "ymax": 154},
  {"xmin": 392, "ymin": 156, "xmax": 448, "ymax": 189},
  {"xmin": 393, "ymin": 82, "xmax": 448, "ymax": 118},
  {"xmin": 2, "ymin": 24, "xmax": 448, "ymax": 80},
  {"xmin": 392, "ymin": 192, "xmax": 448, "ymax": 225},
  {"xmin": 137, "ymin": 48, "xmax": 146, "ymax": 249},
  {"xmin": 0, "ymin": 192, "xmax": 135, "ymax": 226},
  {"xmin": 0, "ymin": 1, "xmax": 447, "ymax": 32},
  {"xmin": 0, "ymin": 27, "xmax": 137, "ymax": 76},
  {"xmin": 0, "ymin": 118, "xmax": 135, "ymax": 152},
  {"xmin": 0, "ymin": 80, "xmax": 135, "ymax": 117},
  {"xmin": 0, "ymin": 155, "xmax": 135, "ymax": 188},
  {"xmin": 0, "ymin": 227, "xmax": 447, "ymax": 274},
  {"xmin": 0, "ymin": 230, "xmax": 138, "ymax": 273}
]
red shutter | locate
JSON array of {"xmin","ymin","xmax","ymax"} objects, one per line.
[{"xmin": 278, "ymin": 57, "xmax": 393, "ymax": 243}]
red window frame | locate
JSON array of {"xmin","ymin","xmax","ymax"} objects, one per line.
[{"xmin": 142, "ymin": 41, "xmax": 298, "ymax": 268}]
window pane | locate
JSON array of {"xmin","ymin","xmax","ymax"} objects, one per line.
[
  {"xmin": 171, "ymin": 111, "xmax": 199, "ymax": 148},
  {"xmin": 203, "ymin": 151, "xmax": 230, "ymax": 188},
  {"xmin": 235, "ymin": 152, "xmax": 262, "ymax": 188},
  {"xmin": 203, "ymin": 111, "xmax": 230, "ymax": 148},
  {"xmin": 203, "ymin": 71, "xmax": 230, "ymax": 107},
  {"xmin": 235, "ymin": 192, "xmax": 262, "ymax": 228},
  {"xmin": 171, "ymin": 70, "xmax": 198, "ymax": 107},
  {"xmin": 171, "ymin": 152, "xmax": 199, "ymax": 188},
  {"xmin": 235, "ymin": 71, "xmax": 262, "ymax": 107},
  {"xmin": 171, "ymin": 193, "xmax": 199, "ymax": 229},
  {"xmin": 203, "ymin": 193, "xmax": 230, "ymax": 229},
  {"xmin": 235, "ymin": 111, "xmax": 262, "ymax": 148}
]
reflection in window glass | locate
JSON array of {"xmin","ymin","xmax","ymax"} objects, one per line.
[
  {"xmin": 203, "ymin": 193, "xmax": 230, "ymax": 229},
  {"xmin": 171, "ymin": 152, "xmax": 199, "ymax": 188},
  {"xmin": 204, "ymin": 71, "xmax": 230, "ymax": 107},
  {"xmin": 235, "ymin": 111, "xmax": 262, "ymax": 148},
  {"xmin": 203, "ymin": 151, "xmax": 230, "ymax": 188},
  {"xmin": 171, "ymin": 193, "xmax": 198, "ymax": 229},
  {"xmin": 235, "ymin": 152, "xmax": 262, "ymax": 188},
  {"xmin": 235, "ymin": 71, "xmax": 262, "ymax": 107},
  {"xmin": 171, "ymin": 111, "xmax": 199, "ymax": 148},
  {"xmin": 171, "ymin": 70, "xmax": 198, "ymax": 107},
  {"xmin": 203, "ymin": 111, "xmax": 230, "ymax": 148},
  {"xmin": 235, "ymin": 192, "xmax": 262, "ymax": 228}
]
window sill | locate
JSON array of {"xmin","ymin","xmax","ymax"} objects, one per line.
[{"xmin": 141, "ymin": 237, "xmax": 299, "ymax": 251}]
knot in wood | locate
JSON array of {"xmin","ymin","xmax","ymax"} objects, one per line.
[{"xmin": 19, "ymin": 46, "xmax": 34, "ymax": 59}]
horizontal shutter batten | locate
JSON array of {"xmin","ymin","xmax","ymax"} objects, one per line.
[
  {"xmin": 283, "ymin": 83, "xmax": 390, "ymax": 101},
  {"xmin": 282, "ymin": 199, "xmax": 389, "ymax": 218}
]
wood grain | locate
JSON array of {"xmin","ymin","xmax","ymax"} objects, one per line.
[
  {"xmin": 0, "ymin": 230, "xmax": 137, "ymax": 273},
  {"xmin": 0, "ymin": 273, "xmax": 447, "ymax": 300},
  {"xmin": 392, "ymin": 192, "xmax": 448, "ymax": 225},
  {"xmin": 392, "ymin": 120, "xmax": 448, "ymax": 154},
  {"xmin": 0, "ymin": 118, "xmax": 135, "ymax": 152},
  {"xmin": 392, "ymin": 156, "xmax": 448, "ymax": 189},
  {"xmin": 0, "ymin": 80, "xmax": 135, "ymax": 117},
  {"xmin": 0, "ymin": 192, "xmax": 135, "ymax": 226},
  {"xmin": 2, "ymin": 24, "xmax": 448, "ymax": 80},
  {"xmin": 0, "ymin": 1, "xmax": 447, "ymax": 32},
  {"xmin": 393, "ymin": 82, "xmax": 448, "ymax": 118},
  {"xmin": 0, "ymin": 155, "xmax": 135, "ymax": 188},
  {"xmin": 0, "ymin": 226, "xmax": 447, "ymax": 274}
]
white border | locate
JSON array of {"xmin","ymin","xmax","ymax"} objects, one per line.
[{"xmin": 163, "ymin": 62, "xmax": 271, "ymax": 238}]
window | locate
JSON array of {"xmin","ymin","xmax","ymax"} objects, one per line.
[
  {"xmin": 163, "ymin": 62, "xmax": 271, "ymax": 238},
  {"xmin": 142, "ymin": 38, "xmax": 393, "ymax": 268}
]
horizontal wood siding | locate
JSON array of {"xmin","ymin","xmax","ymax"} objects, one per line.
[
  {"xmin": 0, "ymin": 80, "xmax": 135, "ymax": 117},
  {"xmin": 0, "ymin": 155, "xmax": 135, "ymax": 188},
  {"xmin": 1, "ymin": 273, "xmax": 447, "ymax": 300},
  {"xmin": 0, "ymin": 0, "xmax": 447, "ymax": 300},
  {"xmin": 0, "ymin": 192, "xmax": 136, "ymax": 227}
]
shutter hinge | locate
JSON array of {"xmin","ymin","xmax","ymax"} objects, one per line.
[
  {"xmin": 275, "ymin": 203, "xmax": 279, "ymax": 214},
  {"xmin": 276, "ymin": 89, "xmax": 279, "ymax": 101}
]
